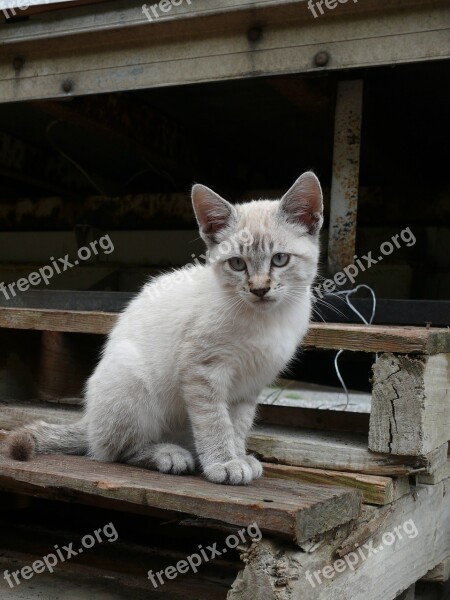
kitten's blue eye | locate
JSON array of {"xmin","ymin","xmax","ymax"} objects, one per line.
[
  {"xmin": 228, "ymin": 257, "xmax": 246, "ymax": 272},
  {"xmin": 272, "ymin": 253, "xmax": 290, "ymax": 267}
]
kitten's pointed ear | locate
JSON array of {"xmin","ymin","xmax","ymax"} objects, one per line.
[
  {"xmin": 192, "ymin": 184, "xmax": 236, "ymax": 243},
  {"xmin": 279, "ymin": 171, "xmax": 323, "ymax": 235}
]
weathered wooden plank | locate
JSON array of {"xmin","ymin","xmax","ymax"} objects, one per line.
[
  {"xmin": 248, "ymin": 425, "xmax": 448, "ymax": 476},
  {"xmin": 304, "ymin": 323, "xmax": 450, "ymax": 355},
  {"xmin": 0, "ymin": 308, "xmax": 448, "ymax": 353},
  {"xmin": 0, "ymin": 400, "xmax": 80, "ymax": 431},
  {"xmin": 0, "ymin": 307, "xmax": 115, "ymax": 335},
  {"xmin": 263, "ymin": 463, "xmax": 409, "ymax": 506},
  {"xmin": 369, "ymin": 353, "xmax": 450, "ymax": 456},
  {"xmin": 228, "ymin": 478, "xmax": 450, "ymax": 600},
  {"xmin": 1, "ymin": 2, "xmax": 449, "ymax": 103},
  {"xmin": 0, "ymin": 446, "xmax": 361, "ymax": 544}
]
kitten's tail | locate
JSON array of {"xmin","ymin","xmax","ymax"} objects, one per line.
[{"xmin": 7, "ymin": 418, "xmax": 88, "ymax": 462}]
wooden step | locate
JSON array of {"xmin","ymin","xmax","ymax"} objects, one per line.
[
  {"xmin": 0, "ymin": 401, "xmax": 446, "ymax": 478},
  {"xmin": 263, "ymin": 463, "xmax": 410, "ymax": 506},
  {"xmin": 0, "ymin": 445, "xmax": 362, "ymax": 545},
  {"xmin": 0, "ymin": 307, "xmax": 448, "ymax": 354},
  {"xmin": 248, "ymin": 425, "xmax": 448, "ymax": 476},
  {"xmin": 0, "ymin": 402, "xmax": 410, "ymax": 505}
]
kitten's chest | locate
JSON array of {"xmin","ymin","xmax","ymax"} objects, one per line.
[{"xmin": 230, "ymin": 322, "xmax": 302, "ymax": 398}]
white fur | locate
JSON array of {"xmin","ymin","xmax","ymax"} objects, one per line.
[{"xmin": 10, "ymin": 172, "xmax": 323, "ymax": 485}]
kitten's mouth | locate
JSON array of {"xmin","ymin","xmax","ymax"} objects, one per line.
[{"xmin": 250, "ymin": 296, "xmax": 276, "ymax": 307}]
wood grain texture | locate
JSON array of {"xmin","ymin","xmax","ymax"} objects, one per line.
[
  {"xmin": 0, "ymin": 308, "xmax": 448, "ymax": 353},
  {"xmin": 263, "ymin": 463, "xmax": 410, "ymax": 506},
  {"xmin": 228, "ymin": 478, "xmax": 450, "ymax": 600},
  {"xmin": 0, "ymin": 445, "xmax": 361, "ymax": 544},
  {"xmin": 248, "ymin": 425, "xmax": 448, "ymax": 476},
  {"xmin": 369, "ymin": 353, "xmax": 450, "ymax": 456}
]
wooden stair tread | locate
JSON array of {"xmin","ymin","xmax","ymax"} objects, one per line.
[
  {"xmin": 0, "ymin": 445, "xmax": 361, "ymax": 544},
  {"xmin": 0, "ymin": 307, "xmax": 448, "ymax": 353},
  {"xmin": 248, "ymin": 425, "xmax": 448, "ymax": 476},
  {"xmin": 0, "ymin": 401, "xmax": 447, "ymax": 478}
]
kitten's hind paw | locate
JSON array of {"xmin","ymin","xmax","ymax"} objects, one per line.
[
  {"xmin": 203, "ymin": 458, "xmax": 253, "ymax": 485},
  {"xmin": 244, "ymin": 455, "xmax": 263, "ymax": 479},
  {"xmin": 153, "ymin": 444, "xmax": 195, "ymax": 475}
]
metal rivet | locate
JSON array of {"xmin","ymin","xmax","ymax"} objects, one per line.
[
  {"xmin": 62, "ymin": 79, "xmax": 74, "ymax": 93},
  {"xmin": 247, "ymin": 26, "xmax": 262, "ymax": 43},
  {"xmin": 13, "ymin": 56, "xmax": 25, "ymax": 71},
  {"xmin": 314, "ymin": 51, "xmax": 330, "ymax": 67}
]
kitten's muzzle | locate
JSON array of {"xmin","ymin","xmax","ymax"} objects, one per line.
[{"xmin": 250, "ymin": 287, "xmax": 271, "ymax": 298}]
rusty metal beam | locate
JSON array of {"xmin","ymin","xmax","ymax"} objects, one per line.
[{"xmin": 328, "ymin": 80, "xmax": 363, "ymax": 276}]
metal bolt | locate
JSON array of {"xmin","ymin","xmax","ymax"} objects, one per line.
[
  {"xmin": 62, "ymin": 79, "xmax": 74, "ymax": 93},
  {"xmin": 13, "ymin": 56, "xmax": 24, "ymax": 72},
  {"xmin": 247, "ymin": 26, "xmax": 262, "ymax": 43},
  {"xmin": 314, "ymin": 51, "xmax": 330, "ymax": 67}
]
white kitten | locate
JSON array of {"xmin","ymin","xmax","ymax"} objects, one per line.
[{"xmin": 8, "ymin": 172, "xmax": 323, "ymax": 485}]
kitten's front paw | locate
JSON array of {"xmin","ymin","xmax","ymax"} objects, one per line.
[
  {"xmin": 203, "ymin": 458, "xmax": 253, "ymax": 485},
  {"xmin": 154, "ymin": 445, "xmax": 195, "ymax": 475},
  {"xmin": 244, "ymin": 454, "xmax": 263, "ymax": 479}
]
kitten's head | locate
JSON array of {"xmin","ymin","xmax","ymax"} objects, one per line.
[{"xmin": 192, "ymin": 172, "xmax": 323, "ymax": 310}]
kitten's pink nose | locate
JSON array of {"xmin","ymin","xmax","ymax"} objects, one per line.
[{"xmin": 250, "ymin": 287, "xmax": 270, "ymax": 298}]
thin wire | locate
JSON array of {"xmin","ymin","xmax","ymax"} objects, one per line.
[{"xmin": 331, "ymin": 285, "xmax": 377, "ymax": 411}]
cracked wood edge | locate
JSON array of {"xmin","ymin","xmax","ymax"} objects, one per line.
[{"xmin": 369, "ymin": 353, "xmax": 450, "ymax": 456}]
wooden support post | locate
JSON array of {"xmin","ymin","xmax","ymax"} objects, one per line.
[
  {"xmin": 328, "ymin": 80, "xmax": 363, "ymax": 276},
  {"xmin": 369, "ymin": 353, "xmax": 450, "ymax": 456}
]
